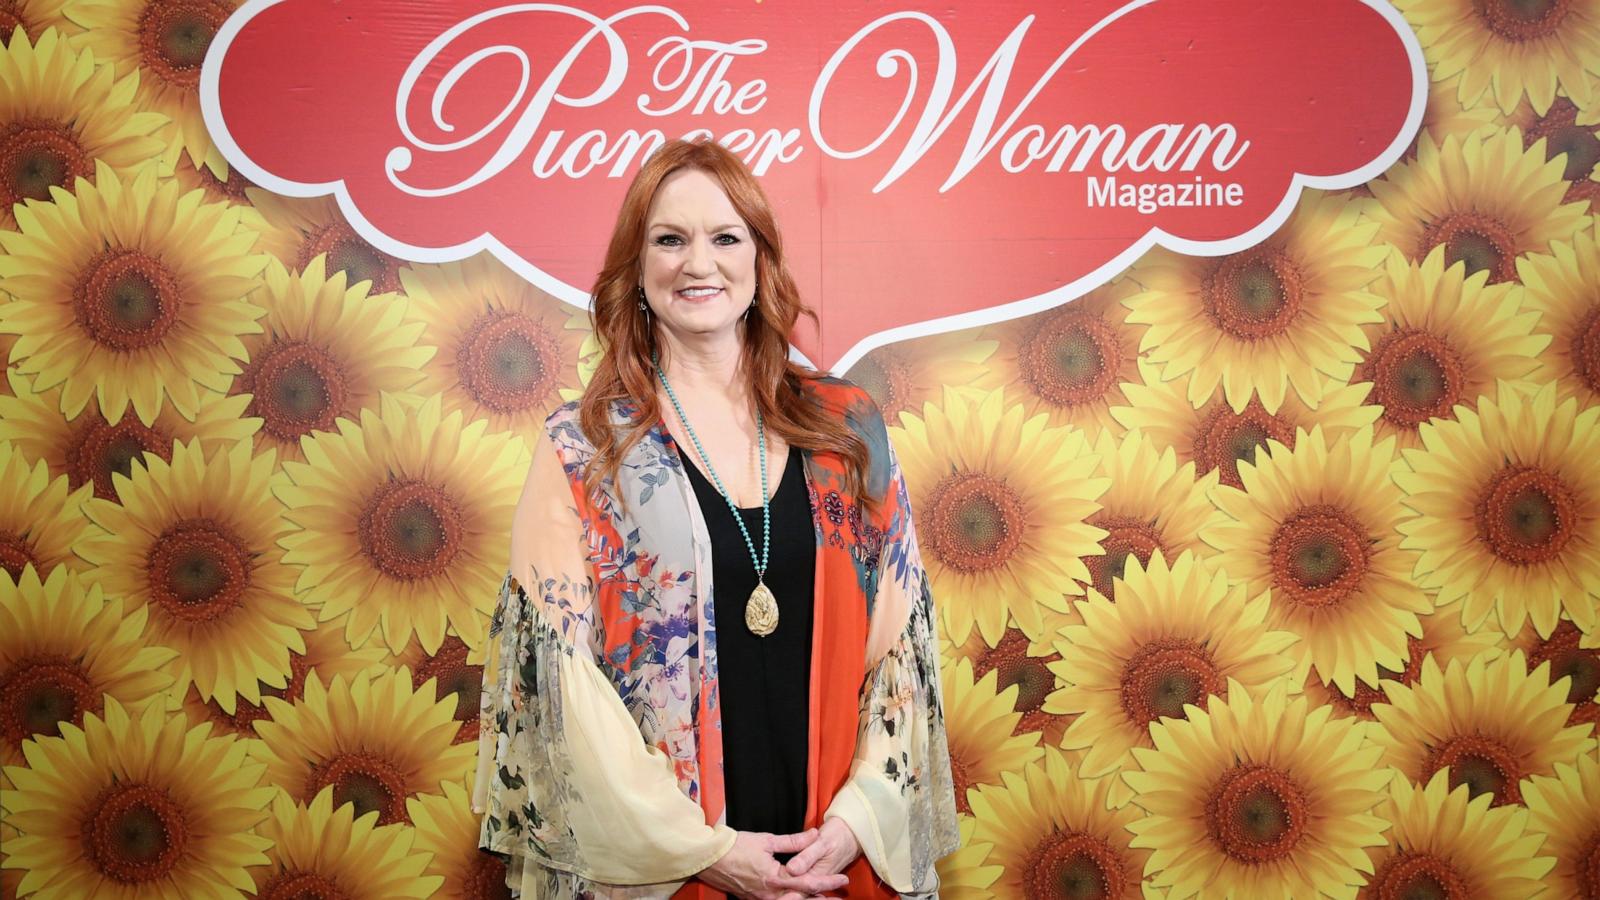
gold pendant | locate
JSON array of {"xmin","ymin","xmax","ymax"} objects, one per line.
[{"xmin": 745, "ymin": 581, "xmax": 779, "ymax": 636}]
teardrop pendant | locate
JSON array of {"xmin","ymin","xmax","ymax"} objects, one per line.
[{"xmin": 746, "ymin": 580, "xmax": 779, "ymax": 637}]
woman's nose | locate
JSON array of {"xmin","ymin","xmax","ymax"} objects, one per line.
[{"xmin": 684, "ymin": 235, "xmax": 714, "ymax": 276}]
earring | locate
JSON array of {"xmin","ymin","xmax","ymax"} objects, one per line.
[{"xmin": 637, "ymin": 285, "xmax": 647, "ymax": 312}]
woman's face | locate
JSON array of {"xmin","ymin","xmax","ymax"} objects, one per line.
[{"xmin": 639, "ymin": 167, "xmax": 758, "ymax": 348}]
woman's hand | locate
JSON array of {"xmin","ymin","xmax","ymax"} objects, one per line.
[
  {"xmin": 768, "ymin": 817, "xmax": 862, "ymax": 899},
  {"xmin": 698, "ymin": 830, "xmax": 850, "ymax": 899}
]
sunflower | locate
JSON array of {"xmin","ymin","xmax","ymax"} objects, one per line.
[
  {"xmin": 968, "ymin": 747, "xmax": 1155, "ymax": 899},
  {"xmin": 943, "ymin": 657, "xmax": 1044, "ymax": 816},
  {"xmin": 1515, "ymin": 95, "xmax": 1600, "ymax": 183},
  {"xmin": 251, "ymin": 668, "xmax": 477, "ymax": 825},
  {"xmin": 0, "ymin": 161, "xmax": 267, "ymax": 426},
  {"xmin": 1123, "ymin": 682, "xmax": 1391, "ymax": 900},
  {"xmin": 168, "ymin": 151, "xmax": 253, "ymax": 208},
  {"xmin": 974, "ymin": 279, "xmax": 1145, "ymax": 437},
  {"xmin": 408, "ymin": 778, "xmax": 516, "ymax": 900},
  {"xmin": 1512, "ymin": 620, "xmax": 1600, "ymax": 728},
  {"xmin": 1522, "ymin": 750, "xmax": 1600, "ymax": 899},
  {"xmin": 63, "ymin": 0, "xmax": 242, "ymax": 178},
  {"xmin": 384, "ymin": 634, "xmax": 484, "ymax": 745},
  {"xmin": 0, "ymin": 368, "xmax": 258, "ymax": 502},
  {"xmin": 247, "ymin": 785, "xmax": 442, "ymax": 899},
  {"xmin": 1124, "ymin": 190, "xmax": 1387, "ymax": 414},
  {"xmin": 0, "ymin": 564, "xmax": 174, "ymax": 767},
  {"xmin": 1048, "ymin": 551, "xmax": 1299, "ymax": 807},
  {"xmin": 1367, "ymin": 129, "xmax": 1590, "ymax": 286},
  {"xmin": 0, "ymin": 699, "xmax": 273, "ymax": 899},
  {"xmin": 949, "ymin": 625, "xmax": 1075, "ymax": 747},
  {"xmin": 1357, "ymin": 246, "xmax": 1547, "ymax": 450},
  {"xmin": 0, "ymin": 439, "xmax": 93, "ymax": 581},
  {"xmin": 399, "ymin": 255, "xmax": 591, "ymax": 448},
  {"xmin": 1304, "ymin": 608, "xmax": 1503, "ymax": 721},
  {"xmin": 893, "ymin": 386, "xmax": 1108, "ymax": 646},
  {"xmin": 844, "ymin": 330, "xmax": 998, "ymax": 428},
  {"xmin": 1371, "ymin": 650, "xmax": 1594, "ymax": 806},
  {"xmin": 1083, "ymin": 429, "xmax": 1218, "ymax": 601},
  {"xmin": 1360, "ymin": 766, "xmax": 1553, "ymax": 898},
  {"xmin": 1521, "ymin": 225, "xmax": 1600, "ymax": 408},
  {"xmin": 0, "ymin": 25, "xmax": 166, "ymax": 231},
  {"xmin": 246, "ymin": 188, "xmax": 407, "ymax": 294},
  {"xmin": 1112, "ymin": 362, "xmax": 1382, "ymax": 490},
  {"xmin": 276, "ymin": 393, "xmax": 526, "ymax": 654},
  {"xmin": 233, "ymin": 256, "xmax": 433, "ymax": 463},
  {"xmin": 77, "ymin": 437, "xmax": 313, "ymax": 714},
  {"xmin": 1396, "ymin": 0, "xmax": 1600, "ymax": 115},
  {"xmin": 1394, "ymin": 380, "xmax": 1600, "ymax": 638},
  {"xmin": 1406, "ymin": 73, "xmax": 1503, "ymax": 160},
  {"xmin": 0, "ymin": 3, "xmax": 77, "ymax": 46}
]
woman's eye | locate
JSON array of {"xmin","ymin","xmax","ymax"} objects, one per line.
[
  {"xmin": 653, "ymin": 234, "xmax": 682, "ymax": 247},
  {"xmin": 715, "ymin": 233, "xmax": 740, "ymax": 245}
]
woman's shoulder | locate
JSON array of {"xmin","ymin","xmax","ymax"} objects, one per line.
[
  {"xmin": 540, "ymin": 397, "xmax": 640, "ymax": 452},
  {"xmin": 800, "ymin": 374, "xmax": 889, "ymax": 439}
]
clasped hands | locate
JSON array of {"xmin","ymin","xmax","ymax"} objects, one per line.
[{"xmin": 698, "ymin": 816, "xmax": 861, "ymax": 899}]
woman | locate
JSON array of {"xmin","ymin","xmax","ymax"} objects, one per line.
[{"xmin": 473, "ymin": 138, "xmax": 957, "ymax": 899}]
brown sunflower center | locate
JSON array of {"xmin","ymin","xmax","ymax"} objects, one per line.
[
  {"xmin": 1571, "ymin": 306, "xmax": 1600, "ymax": 395},
  {"xmin": 948, "ymin": 749, "xmax": 975, "ymax": 816},
  {"xmin": 73, "ymin": 248, "xmax": 183, "ymax": 352},
  {"xmin": 255, "ymin": 870, "xmax": 351, "ymax": 900},
  {"xmin": 852, "ymin": 351, "xmax": 914, "ymax": 422},
  {"xmin": 137, "ymin": 0, "xmax": 230, "ymax": 90},
  {"xmin": 1084, "ymin": 515, "xmax": 1165, "ymax": 599},
  {"xmin": 1, "ymin": 118, "xmax": 93, "ymax": 208},
  {"xmin": 1416, "ymin": 212, "xmax": 1519, "ymax": 284},
  {"xmin": 1190, "ymin": 401, "xmax": 1296, "ymax": 490},
  {"xmin": 1120, "ymin": 638, "xmax": 1223, "ymax": 727},
  {"xmin": 466, "ymin": 851, "xmax": 514, "ymax": 900},
  {"xmin": 457, "ymin": 310, "xmax": 559, "ymax": 415},
  {"xmin": 413, "ymin": 636, "xmax": 483, "ymax": 743},
  {"xmin": 237, "ymin": 339, "xmax": 349, "ymax": 442},
  {"xmin": 1202, "ymin": 246, "xmax": 1304, "ymax": 341},
  {"xmin": 1528, "ymin": 621, "xmax": 1600, "ymax": 711},
  {"xmin": 0, "ymin": 655, "xmax": 100, "ymax": 746},
  {"xmin": 1369, "ymin": 851, "xmax": 1470, "ymax": 900},
  {"xmin": 203, "ymin": 650, "xmax": 313, "ymax": 735},
  {"xmin": 1527, "ymin": 97, "xmax": 1600, "ymax": 181},
  {"xmin": 1023, "ymin": 829, "xmax": 1128, "ymax": 900},
  {"xmin": 0, "ymin": 4, "xmax": 23, "ymax": 40},
  {"xmin": 1473, "ymin": 0, "xmax": 1573, "ymax": 42},
  {"xmin": 307, "ymin": 750, "xmax": 411, "ymax": 825},
  {"xmin": 1331, "ymin": 636, "xmax": 1425, "ymax": 719},
  {"xmin": 1475, "ymin": 464, "xmax": 1576, "ymax": 565},
  {"xmin": 1206, "ymin": 764, "xmax": 1309, "ymax": 863},
  {"xmin": 1424, "ymin": 735, "xmax": 1523, "ymax": 805},
  {"xmin": 1576, "ymin": 830, "xmax": 1600, "ymax": 900},
  {"xmin": 0, "ymin": 530, "xmax": 40, "ymax": 581},
  {"xmin": 358, "ymin": 479, "xmax": 465, "ymax": 581},
  {"xmin": 924, "ymin": 471, "xmax": 1025, "ymax": 573},
  {"xmin": 1019, "ymin": 310, "xmax": 1122, "ymax": 407},
  {"xmin": 297, "ymin": 224, "xmax": 401, "ymax": 294},
  {"xmin": 65, "ymin": 414, "xmax": 171, "ymax": 502},
  {"xmin": 83, "ymin": 782, "xmax": 189, "ymax": 883},
  {"xmin": 145, "ymin": 518, "xmax": 252, "ymax": 623},
  {"xmin": 975, "ymin": 630, "xmax": 1059, "ymax": 717},
  {"xmin": 1269, "ymin": 504, "xmax": 1371, "ymax": 608},
  {"xmin": 1359, "ymin": 329, "xmax": 1466, "ymax": 429}
]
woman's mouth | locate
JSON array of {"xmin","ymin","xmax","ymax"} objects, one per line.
[{"xmin": 676, "ymin": 287, "xmax": 723, "ymax": 301}]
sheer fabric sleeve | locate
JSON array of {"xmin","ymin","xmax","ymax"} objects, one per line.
[
  {"xmin": 823, "ymin": 438, "xmax": 959, "ymax": 896},
  {"xmin": 473, "ymin": 429, "xmax": 735, "ymax": 895}
]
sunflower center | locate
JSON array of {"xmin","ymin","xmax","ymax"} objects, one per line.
[
  {"xmin": 1120, "ymin": 638, "xmax": 1224, "ymax": 727},
  {"xmin": 1416, "ymin": 212, "xmax": 1519, "ymax": 284},
  {"xmin": 1202, "ymin": 246, "xmax": 1304, "ymax": 341},
  {"xmin": 1528, "ymin": 621, "xmax": 1600, "ymax": 710},
  {"xmin": 1019, "ymin": 310, "xmax": 1122, "ymax": 407},
  {"xmin": 948, "ymin": 750, "xmax": 975, "ymax": 816},
  {"xmin": 145, "ymin": 518, "xmax": 252, "ymax": 623},
  {"xmin": 1369, "ymin": 851, "xmax": 1470, "ymax": 900},
  {"xmin": 0, "ymin": 655, "xmax": 100, "ymax": 746},
  {"xmin": 924, "ymin": 471, "xmax": 1026, "ymax": 573},
  {"xmin": 83, "ymin": 782, "xmax": 189, "ymax": 883},
  {"xmin": 1570, "ymin": 306, "xmax": 1600, "ymax": 395},
  {"xmin": 65, "ymin": 415, "xmax": 170, "ymax": 502},
  {"xmin": 73, "ymin": 248, "xmax": 183, "ymax": 352},
  {"xmin": 1359, "ymin": 328, "xmax": 1466, "ymax": 429},
  {"xmin": 1023, "ymin": 830, "xmax": 1128, "ymax": 900},
  {"xmin": 0, "ymin": 5, "xmax": 23, "ymax": 39},
  {"xmin": 137, "ymin": 0, "xmax": 230, "ymax": 89},
  {"xmin": 457, "ymin": 310, "xmax": 559, "ymax": 415},
  {"xmin": 852, "ymin": 352, "xmax": 914, "ymax": 422},
  {"xmin": 413, "ymin": 636, "xmax": 483, "ymax": 743},
  {"xmin": 204, "ymin": 651, "xmax": 313, "ymax": 735},
  {"xmin": 238, "ymin": 339, "xmax": 349, "ymax": 442},
  {"xmin": 975, "ymin": 630, "xmax": 1059, "ymax": 717},
  {"xmin": 1084, "ymin": 515, "xmax": 1165, "ymax": 599},
  {"xmin": 466, "ymin": 852, "xmax": 514, "ymax": 900},
  {"xmin": 0, "ymin": 530, "xmax": 40, "ymax": 581},
  {"xmin": 1205, "ymin": 764, "xmax": 1309, "ymax": 863},
  {"xmin": 1269, "ymin": 504, "xmax": 1370, "ymax": 608},
  {"xmin": 1577, "ymin": 831, "xmax": 1600, "ymax": 900},
  {"xmin": 307, "ymin": 750, "xmax": 411, "ymax": 825},
  {"xmin": 1191, "ymin": 402, "xmax": 1296, "ymax": 489},
  {"xmin": 1333, "ymin": 636, "xmax": 1425, "ymax": 718},
  {"xmin": 358, "ymin": 479, "xmax": 465, "ymax": 581},
  {"xmin": 256, "ymin": 870, "xmax": 350, "ymax": 900},
  {"xmin": 1424, "ymin": 735, "xmax": 1523, "ymax": 805},
  {"xmin": 1475, "ymin": 464, "xmax": 1576, "ymax": 565},
  {"xmin": 1472, "ymin": 0, "xmax": 1573, "ymax": 41},
  {"xmin": 1, "ymin": 118, "xmax": 93, "ymax": 208},
  {"xmin": 297, "ymin": 224, "xmax": 401, "ymax": 293},
  {"xmin": 1527, "ymin": 98, "xmax": 1600, "ymax": 181}
]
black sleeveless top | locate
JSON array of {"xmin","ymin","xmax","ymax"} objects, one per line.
[{"xmin": 683, "ymin": 448, "xmax": 816, "ymax": 835}]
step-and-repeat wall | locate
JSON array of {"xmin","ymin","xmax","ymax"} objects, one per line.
[{"xmin": 1, "ymin": 0, "xmax": 1598, "ymax": 897}]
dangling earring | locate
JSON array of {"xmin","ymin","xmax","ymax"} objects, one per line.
[
  {"xmin": 637, "ymin": 284, "xmax": 648, "ymax": 313},
  {"xmin": 745, "ymin": 280, "xmax": 758, "ymax": 320}
]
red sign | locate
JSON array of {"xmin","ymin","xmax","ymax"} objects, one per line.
[{"xmin": 202, "ymin": 0, "xmax": 1424, "ymax": 371}]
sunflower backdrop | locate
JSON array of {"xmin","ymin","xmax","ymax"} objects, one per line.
[{"xmin": 1, "ymin": 0, "xmax": 1598, "ymax": 897}]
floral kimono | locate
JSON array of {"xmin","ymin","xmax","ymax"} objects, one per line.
[{"xmin": 473, "ymin": 377, "xmax": 958, "ymax": 898}]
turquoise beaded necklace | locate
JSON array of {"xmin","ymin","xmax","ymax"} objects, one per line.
[{"xmin": 653, "ymin": 348, "xmax": 779, "ymax": 636}]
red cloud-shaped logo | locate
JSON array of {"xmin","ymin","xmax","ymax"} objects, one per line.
[{"xmin": 202, "ymin": 0, "xmax": 1423, "ymax": 371}]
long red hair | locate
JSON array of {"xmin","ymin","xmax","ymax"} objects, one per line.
[{"xmin": 578, "ymin": 138, "xmax": 872, "ymax": 510}]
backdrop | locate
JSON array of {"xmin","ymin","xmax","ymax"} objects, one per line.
[{"xmin": 1, "ymin": 0, "xmax": 1599, "ymax": 897}]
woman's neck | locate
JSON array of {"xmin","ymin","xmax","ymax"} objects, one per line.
[{"xmin": 656, "ymin": 327, "xmax": 747, "ymax": 400}]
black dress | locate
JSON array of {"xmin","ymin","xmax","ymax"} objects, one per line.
[{"xmin": 682, "ymin": 447, "xmax": 816, "ymax": 836}]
